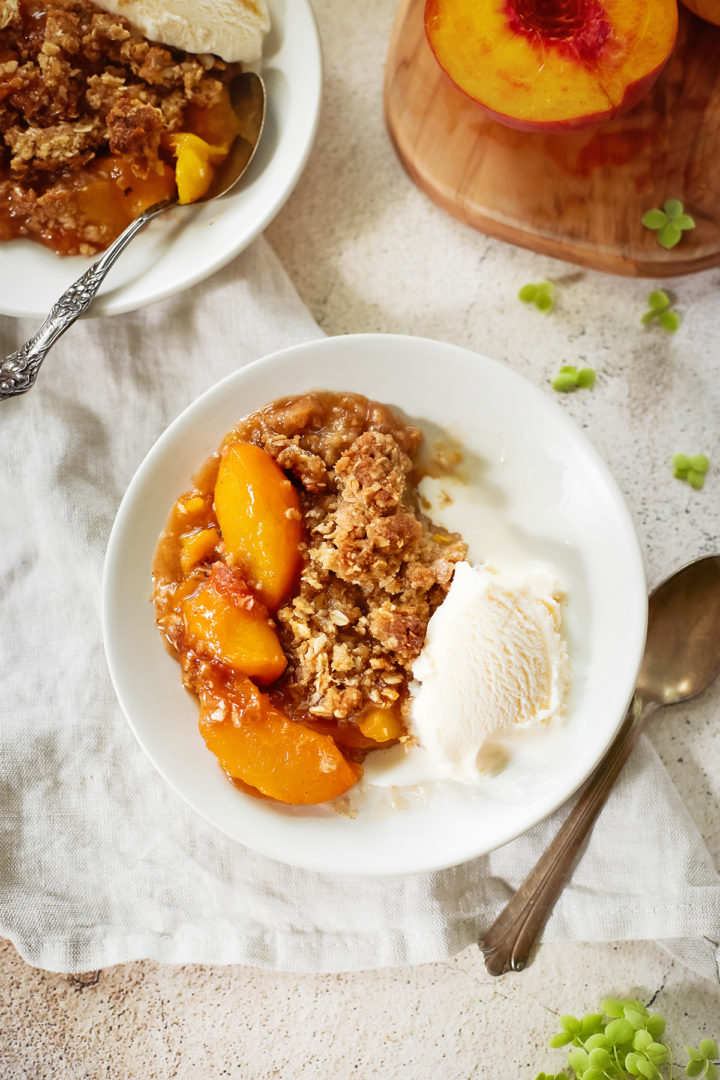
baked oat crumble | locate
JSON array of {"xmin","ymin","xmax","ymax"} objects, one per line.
[
  {"xmin": 152, "ymin": 391, "xmax": 468, "ymax": 805},
  {"xmin": 0, "ymin": 0, "xmax": 241, "ymax": 253},
  {"xmin": 275, "ymin": 426, "xmax": 466, "ymax": 722}
]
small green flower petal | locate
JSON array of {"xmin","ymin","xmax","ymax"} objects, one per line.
[
  {"xmin": 675, "ymin": 466, "xmax": 689, "ymax": 479},
  {"xmin": 688, "ymin": 470, "xmax": 705, "ymax": 489},
  {"xmin": 586, "ymin": 1034, "xmax": 612, "ymax": 1051},
  {"xmin": 576, "ymin": 368, "xmax": 596, "ymax": 388},
  {"xmin": 550, "ymin": 1032, "xmax": 573, "ymax": 1048},
  {"xmin": 602, "ymin": 998, "xmax": 625, "ymax": 1018},
  {"xmin": 658, "ymin": 310, "xmax": 681, "ymax": 332},
  {"xmin": 674, "ymin": 453, "xmax": 691, "ymax": 470},
  {"xmin": 676, "ymin": 213, "xmax": 696, "ymax": 231},
  {"xmin": 519, "ymin": 283, "xmax": 538, "ymax": 302},
  {"xmin": 625, "ymin": 1000, "xmax": 648, "ymax": 1017},
  {"xmin": 688, "ymin": 1061, "xmax": 705, "ymax": 1078},
  {"xmin": 646, "ymin": 1043, "xmax": 669, "ymax": 1065},
  {"xmin": 560, "ymin": 365, "xmax": 578, "ymax": 375},
  {"xmin": 648, "ymin": 289, "xmax": 670, "ymax": 311},
  {"xmin": 700, "ymin": 1039, "xmax": 718, "ymax": 1059},
  {"xmin": 690, "ymin": 454, "xmax": 709, "ymax": 473},
  {"xmin": 566, "ymin": 1047, "xmax": 589, "ymax": 1072},
  {"xmin": 705, "ymin": 1062, "xmax": 718, "ymax": 1080},
  {"xmin": 646, "ymin": 1016, "xmax": 666, "ymax": 1040},
  {"xmin": 536, "ymin": 292, "xmax": 554, "ymax": 312},
  {"xmin": 589, "ymin": 1047, "xmax": 613, "ymax": 1069},
  {"xmin": 552, "ymin": 373, "xmax": 577, "ymax": 392},
  {"xmin": 582, "ymin": 1069, "xmax": 606, "ymax": 1080},
  {"xmin": 687, "ymin": 1047, "xmax": 705, "ymax": 1062},
  {"xmin": 663, "ymin": 198, "xmax": 684, "ymax": 219},
  {"xmin": 625, "ymin": 1008, "xmax": 648, "ymax": 1030},
  {"xmin": 607, "ymin": 1019, "xmax": 635, "ymax": 1045},
  {"xmin": 641, "ymin": 310, "xmax": 659, "ymax": 324},
  {"xmin": 535, "ymin": 280, "xmax": 555, "ymax": 294},
  {"xmin": 626, "ymin": 1051, "xmax": 642, "ymax": 1074},
  {"xmin": 634, "ymin": 1031, "xmax": 654, "ymax": 1052},
  {"xmin": 658, "ymin": 222, "xmax": 682, "ymax": 249},
  {"xmin": 642, "ymin": 209, "xmax": 668, "ymax": 229}
]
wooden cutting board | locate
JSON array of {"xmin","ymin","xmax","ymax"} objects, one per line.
[{"xmin": 384, "ymin": 0, "xmax": 720, "ymax": 277}]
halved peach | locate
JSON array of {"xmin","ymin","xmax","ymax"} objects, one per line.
[
  {"xmin": 214, "ymin": 442, "xmax": 304, "ymax": 611},
  {"xmin": 199, "ymin": 697, "xmax": 362, "ymax": 805},
  {"xmin": 425, "ymin": 0, "xmax": 678, "ymax": 132},
  {"xmin": 181, "ymin": 563, "xmax": 287, "ymax": 685}
]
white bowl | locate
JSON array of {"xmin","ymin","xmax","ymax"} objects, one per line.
[
  {"xmin": 0, "ymin": 0, "xmax": 321, "ymax": 319},
  {"xmin": 102, "ymin": 334, "xmax": 647, "ymax": 875}
]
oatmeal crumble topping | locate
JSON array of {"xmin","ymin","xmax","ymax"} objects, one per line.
[
  {"xmin": 0, "ymin": 0, "xmax": 240, "ymax": 253},
  {"xmin": 212, "ymin": 393, "xmax": 468, "ymax": 727},
  {"xmin": 152, "ymin": 391, "xmax": 470, "ymax": 802},
  {"xmin": 272, "ymin": 425, "xmax": 466, "ymax": 722},
  {"xmin": 153, "ymin": 392, "xmax": 468, "ymax": 772}
]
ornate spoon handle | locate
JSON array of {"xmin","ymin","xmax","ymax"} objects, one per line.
[
  {"xmin": 479, "ymin": 695, "xmax": 656, "ymax": 976},
  {"xmin": 0, "ymin": 198, "xmax": 175, "ymax": 400}
]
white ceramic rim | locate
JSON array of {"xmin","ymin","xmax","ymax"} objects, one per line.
[{"xmin": 102, "ymin": 333, "xmax": 648, "ymax": 875}]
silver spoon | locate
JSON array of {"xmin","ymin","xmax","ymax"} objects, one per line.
[
  {"xmin": 0, "ymin": 71, "xmax": 266, "ymax": 400},
  {"xmin": 479, "ymin": 554, "xmax": 720, "ymax": 975}
]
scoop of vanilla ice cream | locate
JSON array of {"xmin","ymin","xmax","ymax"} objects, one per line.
[
  {"xmin": 95, "ymin": 0, "xmax": 270, "ymax": 63},
  {"xmin": 411, "ymin": 561, "xmax": 569, "ymax": 782}
]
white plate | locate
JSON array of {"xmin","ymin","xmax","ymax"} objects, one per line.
[
  {"xmin": 0, "ymin": 0, "xmax": 321, "ymax": 319},
  {"xmin": 102, "ymin": 334, "xmax": 647, "ymax": 875}
]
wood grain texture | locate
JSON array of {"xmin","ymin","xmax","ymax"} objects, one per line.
[{"xmin": 384, "ymin": 0, "xmax": 720, "ymax": 277}]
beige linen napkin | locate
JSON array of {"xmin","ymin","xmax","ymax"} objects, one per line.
[{"xmin": 1, "ymin": 237, "xmax": 719, "ymax": 980}]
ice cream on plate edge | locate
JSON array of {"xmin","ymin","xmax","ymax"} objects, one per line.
[{"xmin": 94, "ymin": 0, "xmax": 270, "ymax": 62}]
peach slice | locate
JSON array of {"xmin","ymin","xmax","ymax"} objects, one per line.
[
  {"xmin": 181, "ymin": 563, "xmax": 287, "ymax": 685},
  {"xmin": 425, "ymin": 0, "xmax": 678, "ymax": 132},
  {"xmin": 176, "ymin": 492, "xmax": 210, "ymax": 519},
  {"xmin": 357, "ymin": 706, "xmax": 405, "ymax": 744},
  {"xmin": 184, "ymin": 86, "xmax": 241, "ymax": 148},
  {"xmin": 165, "ymin": 86, "xmax": 244, "ymax": 203},
  {"xmin": 214, "ymin": 442, "xmax": 304, "ymax": 611},
  {"xmin": 72, "ymin": 157, "xmax": 177, "ymax": 249},
  {"xmin": 199, "ymin": 694, "xmax": 362, "ymax": 805},
  {"xmin": 180, "ymin": 526, "xmax": 220, "ymax": 575},
  {"xmin": 680, "ymin": 0, "xmax": 720, "ymax": 23},
  {"xmin": 304, "ymin": 718, "xmax": 380, "ymax": 753},
  {"xmin": 166, "ymin": 133, "xmax": 227, "ymax": 204}
]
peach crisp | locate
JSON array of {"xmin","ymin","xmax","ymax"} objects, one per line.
[
  {"xmin": 0, "ymin": 0, "xmax": 243, "ymax": 255},
  {"xmin": 153, "ymin": 392, "xmax": 468, "ymax": 807}
]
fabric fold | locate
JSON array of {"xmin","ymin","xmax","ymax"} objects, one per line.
[{"xmin": 1, "ymin": 238, "xmax": 718, "ymax": 979}]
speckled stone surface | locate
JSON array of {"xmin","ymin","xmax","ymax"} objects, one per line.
[
  {"xmin": 3, "ymin": 0, "xmax": 720, "ymax": 1073},
  {"xmin": 2, "ymin": 937, "xmax": 720, "ymax": 1079}
]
